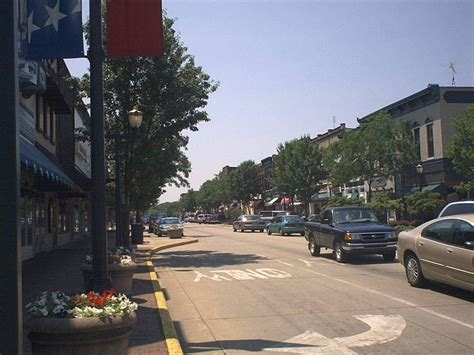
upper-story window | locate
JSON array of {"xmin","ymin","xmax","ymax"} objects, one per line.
[
  {"xmin": 426, "ymin": 124, "xmax": 434, "ymax": 158},
  {"xmin": 36, "ymin": 95, "xmax": 44, "ymax": 132},
  {"xmin": 413, "ymin": 126, "xmax": 421, "ymax": 161},
  {"xmin": 35, "ymin": 95, "xmax": 56, "ymax": 145}
]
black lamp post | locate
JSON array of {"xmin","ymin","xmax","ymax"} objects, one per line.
[
  {"xmin": 416, "ymin": 163, "xmax": 424, "ymax": 192},
  {"xmin": 111, "ymin": 107, "xmax": 143, "ymax": 248}
]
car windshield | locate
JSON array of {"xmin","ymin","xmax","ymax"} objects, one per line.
[
  {"xmin": 284, "ymin": 216, "xmax": 303, "ymax": 222},
  {"xmin": 162, "ymin": 218, "xmax": 180, "ymax": 224},
  {"xmin": 333, "ymin": 209, "xmax": 379, "ymax": 224},
  {"xmin": 441, "ymin": 203, "xmax": 474, "ymax": 217},
  {"xmin": 244, "ymin": 215, "xmax": 260, "ymax": 220}
]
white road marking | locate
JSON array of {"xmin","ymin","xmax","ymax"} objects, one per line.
[
  {"xmin": 193, "ymin": 268, "xmax": 292, "ymax": 282},
  {"xmin": 298, "ymin": 259, "xmax": 312, "ymax": 267},
  {"xmin": 264, "ymin": 314, "xmax": 406, "ymax": 353},
  {"xmin": 301, "ymin": 267, "xmax": 474, "ymax": 330},
  {"xmin": 256, "ymin": 254, "xmax": 267, "ymax": 258},
  {"xmin": 277, "ymin": 260, "xmax": 294, "ymax": 267}
]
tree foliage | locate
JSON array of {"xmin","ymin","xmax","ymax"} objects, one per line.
[
  {"xmin": 447, "ymin": 105, "xmax": 474, "ymax": 197},
  {"xmin": 272, "ymin": 136, "xmax": 326, "ymax": 213},
  {"xmin": 324, "ymin": 112, "xmax": 416, "ymax": 202},
  {"xmin": 230, "ymin": 161, "xmax": 260, "ymax": 208},
  {"xmin": 322, "ymin": 196, "xmax": 365, "ymax": 210},
  {"xmin": 79, "ymin": 16, "xmax": 218, "ymax": 214},
  {"xmin": 180, "ymin": 189, "xmax": 198, "ymax": 213},
  {"xmin": 404, "ymin": 192, "xmax": 445, "ymax": 221},
  {"xmin": 367, "ymin": 192, "xmax": 403, "ymax": 221}
]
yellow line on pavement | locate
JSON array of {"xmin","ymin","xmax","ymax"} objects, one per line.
[{"xmin": 147, "ymin": 260, "xmax": 184, "ymax": 355}]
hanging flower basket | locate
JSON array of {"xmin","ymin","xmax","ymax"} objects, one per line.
[
  {"xmin": 25, "ymin": 291, "xmax": 137, "ymax": 355},
  {"xmin": 81, "ymin": 248, "xmax": 137, "ymax": 295}
]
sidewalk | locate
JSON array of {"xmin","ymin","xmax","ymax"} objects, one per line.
[{"xmin": 22, "ymin": 230, "xmax": 197, "ymax": 354}]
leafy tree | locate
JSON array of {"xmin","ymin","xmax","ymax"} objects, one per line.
[
  {"xmin": 322, "ymin": 196, "xmax": 365, "ymax": 210},
  {"xmin": 404, "ymin": 192, "xmax": 445, "ymax": 221},
  {"xmin": 447, "ymin": 105, "xmax": 474, "ymax": 198},
  {"xmin": 180, "ymin": 189, "xmax": 198, "ymax": 213},
  {"xmin": 196, "ymin": 178, "xmax": 221, "ymax": 212},
  {"xmin": 77, "ymin": 16, "xmax": 218, "ymax": 228},
  {"xmin": 230, "ymin": 161, "xmax": 260, "ymax": 212},
  {"xmin": 273, "ymin": 136, "xmax": 326, "ymax": 214},
  {"xmin": 367, "ymin": 192, "xmax": 403, "ymax": 222},
  {"xmin": 324, "ymin": 112, "xmax": 417, "ymax": 202},
  {"xmin": 154, "ymin": 201, "xmax": 182, "ymax": 217}
]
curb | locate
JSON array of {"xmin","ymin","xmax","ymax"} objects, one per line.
[
  {"xmin": 144, "ymin": 238, "xmax": 198, "ymax": 355},
  {"xmin": 147, "ymin": 260, "xmax": 184, "ymax": 355}
]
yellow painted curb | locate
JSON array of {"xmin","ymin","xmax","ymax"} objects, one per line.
[
  {"xmin": 148, "ymin": 238, "xmax": 198, "ymax": 256},
  {"xmin": 147, "ymin": 260, "xmax": 184, "ymax": 355}
]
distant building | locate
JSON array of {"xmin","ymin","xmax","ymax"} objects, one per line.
[
  {"xmin": 359, "ymin": 84, "xmax": 474, "ymax": 199},
  {"xmin": 220, "ymin": 165, "xmax": 237, "ymax": 176}
]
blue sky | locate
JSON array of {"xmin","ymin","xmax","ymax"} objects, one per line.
[{"xmin": 66, "ymin": 0, "xmax": 473, "ymax": 203}]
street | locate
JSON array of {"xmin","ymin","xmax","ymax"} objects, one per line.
[{"xmin": 152, "ymin": 224, "xmax": 474, "ymax": 354}]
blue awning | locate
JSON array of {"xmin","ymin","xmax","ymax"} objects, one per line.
[{"xmin": 20, "ymin": 137, "xmax": 73, "ymax": 188}]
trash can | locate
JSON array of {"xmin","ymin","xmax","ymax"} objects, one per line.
[{"xmin": 131, "ymin": 223, "xmax": 144, "ymax": 244}]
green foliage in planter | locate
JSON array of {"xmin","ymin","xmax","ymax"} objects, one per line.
[{"xmin": 404, "ymin": 191, "xmax": 446, "ymax": 221}]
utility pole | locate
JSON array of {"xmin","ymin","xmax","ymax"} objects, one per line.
[
  {"xmin": 0, "ymin": 0, "xmax": 22, "ymax": 353},
  {"xmin": 89, "ymin": 0, "xmax": 111, "ymax": 291}
]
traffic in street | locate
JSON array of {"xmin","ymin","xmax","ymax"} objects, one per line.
[{"xmin": 152, "ymin": 223, "xmax": 473, "ymax": 354}]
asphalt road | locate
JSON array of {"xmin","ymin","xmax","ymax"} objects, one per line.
[{"xmin": 151, "ymin": 224, "xmax": 474, "ymax": 354}]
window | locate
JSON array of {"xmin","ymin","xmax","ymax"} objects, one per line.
[
  {"xmin": 413, "ymin": 128, "xmax": 421, "ymax": 160},
  {"xmin": 50, "ymin": 109, "xmax": 56, "ymax": 144},
  {"xmin": 440, "ymin": 203, "xmax": 474, "ymax": 217},
  {"xmin": 421, "ymin": 220, "xmax": 456, "ymax": 243},
  {"xmin": 43, "ymin": 99, "xmax": 49, "ymax": 138},
  {"xmin": 452, "ymin": 221, "xmax": 474, "ymax": 248},
  {"xmin": 36, "ymin": 95, "xmax": 44, "ymax": 132},
  {"xmin": 21, "ymin": 197, "xmax": 34, "ymax": 248},
  {"xmin": 426, "ymin": 124, "xmax": 434, "ymax": 158},
  {"xmin": 322, "ymin": 210, "xmax": 332, "ymax": 223},
  {"xmin": 48, "ymin": 199, "xmax": 54, "ymax": 233},
  {"xmin": 58, "ymin": 199, "xmax": 69, "ymax": 232}
]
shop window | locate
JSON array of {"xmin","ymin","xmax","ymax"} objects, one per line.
[
  {"xmin": 21, "ymin": 197, "xmax": 34, "ymax": 248},
  {"xmin": 74, "ymin": 205, "xmax": 80, "ymax": 233},
  {"xmin": 58, "ymin": 200, "xmax": 69, "ymax": 233},
  {"xmin": 426, "ymin": 124, "xmax": 434, "ymax": 158},
  {"xmin": 48, "ymin": 199, "xmax": 54, "ymax": 233}
]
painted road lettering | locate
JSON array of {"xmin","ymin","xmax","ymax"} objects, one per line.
[{"xmin": 193, "ymin": 268, "xmax": 292, "ymax": 282}]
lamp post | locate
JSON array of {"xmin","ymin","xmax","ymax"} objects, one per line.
[
  {"xmin": 112, "ymin": 107, "xmax": 143, "ymax": 248},
  {"xmin": 416, "ymin": 162, "xmax": 424, "ymax": 192}
]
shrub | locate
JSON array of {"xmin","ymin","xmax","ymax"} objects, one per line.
[{"xmin": 404, "ymin": 192, "xmax": 446, "ymax": 222}]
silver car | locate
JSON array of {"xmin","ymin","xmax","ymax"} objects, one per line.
[
  {"xmin": 397, "ymin": 214, "xmax": 474, "ymax": 291},
  {"xmin": 233, "ymin": 215, "xmax": 266, "ymax": 233}
]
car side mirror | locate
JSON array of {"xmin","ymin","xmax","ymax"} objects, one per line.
[
  {"xmin": 322, "ymin": 218, "xmax": 330, "ymax": 224},
  {"xmin": 463, "ymin": 241, "xmax": 474, "ymax": 250}
]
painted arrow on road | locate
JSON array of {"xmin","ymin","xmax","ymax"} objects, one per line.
[{"xmin": 264, "ymin": 314, "xmax": 406, "ymax": 354}]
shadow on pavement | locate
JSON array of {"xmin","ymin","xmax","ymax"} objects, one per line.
[
  {"xmin": 182, "ymin": 338, "xmax": 316, "ymax": 353},
  {"xmin": 154, "ymin": 250, "xmax": 267, "ymax": 268}
]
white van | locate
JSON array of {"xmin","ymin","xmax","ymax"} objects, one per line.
[{"xmin": 258, "ymin": 210, "xmax": 289, "ymax": 221}]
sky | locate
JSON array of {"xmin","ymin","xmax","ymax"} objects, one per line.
[{"xmin": 66, "ymin": 0, "xmax": 473, "ymax": 203}]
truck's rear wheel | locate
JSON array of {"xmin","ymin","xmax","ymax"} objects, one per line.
[
  {"xmin": 334, "ymin": 243, "xmax": 347, "ymax": 263},
  {"xmin": 309, "ymin": 238, "xmax": 320, "ymax": 257}
]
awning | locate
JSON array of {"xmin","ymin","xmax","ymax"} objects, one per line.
[
  {"xmin": 265, "ymin": 197, "xmax": 279, "ymax": 206},
  {"xmin": 20, "ymin": 137, "xmax": 73, "ymax": 188}
]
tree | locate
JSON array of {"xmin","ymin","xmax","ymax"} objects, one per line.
[
  {"xmin": 322, "ymin": 196, "xmax": 365, "ymax": 210},
  {"xmin": 404, "ymin": 192, "xmax": 445, "ymax": 221},
  {"xmin": 180, "ymin": 189, "xmax": 197, "ymax": 213},
  {"xmin": 324, "ymin": 112, "xmax": 417, "ymax": 202},
  {"xmin": 230, "ymin": 161, "xmax": 260, "ymax": 212},
  {"xmin": 272, "ymin": 136, "xmax": 326, "ymax": 214},
  {"xmin": 78, "ymin": 16, "xmax": 218, "ymax": 220},
  {"xmin": 367, "ymin": 192, "xmax": 403, "ymax": 222},
  {"xmin": 447, "ymin": 105, "xmax": 474, "ymax": 198}
]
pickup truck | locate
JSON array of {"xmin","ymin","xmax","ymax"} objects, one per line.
[{"xmin": 304, "ymin": 206, "xmax": 397, "ymax": 263}]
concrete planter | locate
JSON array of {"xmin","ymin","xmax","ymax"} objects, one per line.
[
  {"xmin": 26, "ymin": 312, "xmax": 136, "ymax": 355},
  {"xmin": 81, "ymin": 262, "xmax": 137, "ymax": 296}
]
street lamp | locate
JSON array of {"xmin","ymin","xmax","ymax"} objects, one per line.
[
  {"xmin": 416, "ymin": 162, "xmax": 423, "ymax": 192},
  {"xmin": 112, "ymin": 107, "xmax": 143, "ymax": 248}
]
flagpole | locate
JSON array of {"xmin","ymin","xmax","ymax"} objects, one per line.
[
  {"xmin": 89, "ymin": 0, "xmax": 111, "ymax": 291},
  {"xmin": 0, "ymin": 0, "xmax": 22, "ymax": 353}
]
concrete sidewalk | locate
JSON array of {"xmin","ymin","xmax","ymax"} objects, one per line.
[{"xmin": 22, "ymin": 230, "xmax": 197, "ymax": 354}]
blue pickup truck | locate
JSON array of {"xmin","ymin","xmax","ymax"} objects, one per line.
[{"xmin": 304, "ymin": 206, "xmax": 397, "ymax": 263}]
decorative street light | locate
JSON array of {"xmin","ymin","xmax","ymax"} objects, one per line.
[
  {"xmin": 112, "ymin": 107, "xmax": 143, "ymax": 248},
  {"xmin": 416, "ymin": 162, "xmax": 423, "ymax": 192}
]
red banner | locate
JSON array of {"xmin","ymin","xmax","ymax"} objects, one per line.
[{"xmin": 107, "ymin": 0, "xmax": 164, "ymax": 57}]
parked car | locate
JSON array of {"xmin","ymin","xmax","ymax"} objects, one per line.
[
  {"xmin": 266, "ymin": 215, "xmax": 305, "ymax": 236},
  {"xmin": 304, "ymin": 206, "xmax": 397, "ymax": 262},
  {"xmin": 259, "ymin": 210, "xmax": 289, "ymax": 222},
  {"xmin": 156, "ymin": 217, "xmax": 184, "ymax": 237},
  {"xmin": 398, "ymin": 214, "xmax": 474, "ymax": 291},
  {"xmin": 205, "ymin": 214, "xmax": 221, "ymax": 224},
  {"xmin": 233, "ymin": 215, "xmax": 266, "ymax": 232},
  {"xmin": 438, "ymin": 201, "xmax": 474, "ymax": 218}
]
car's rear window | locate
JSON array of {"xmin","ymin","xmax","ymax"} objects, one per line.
[
  {"xmin": 162, "ymin": 218, "xmax": 180, "ymax": 224},
  {"xmin": 285, "ymin": 216, "xmax": 303, "ymax": 222},
  {"xmin": 245, "ymin": 215, "xmax": 260, "ymax": 220},
  {"xmin": 441, "ymin": 204, "xmax": 474, "ymax": 217}
]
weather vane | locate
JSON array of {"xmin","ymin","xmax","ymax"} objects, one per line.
[{"xmin": 449, "ymin": 62, "xmax": 457, "ymax": 86}]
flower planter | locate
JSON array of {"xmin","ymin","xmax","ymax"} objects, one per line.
[
  {"xmin": 26, "ymin": 312, "xmax": 136, "ymax": 355},
  {"xmin": 81, "ymin": 262, "xmax": 137, "ymax": 296}
]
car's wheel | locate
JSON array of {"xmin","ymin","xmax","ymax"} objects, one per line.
[
  {"xmin": 405, "ymin": 253, "xmax": 426, "ymax": 287},
  {"xmin": 241, "ymin": 228, "xmax": 245, "ymax": 232},
  {"xmin": 309, "ymin": 237, "xmax": 320, "ymax": 257},
  {"xmin": 279, "ymin": 228, "xmax": 285, "ymax": 236},
  {"xmin": 333, "ymin": 243, "xmax": 347, "ymax": 263},
  {"xmin": 259, "ymin": 230, "xmax": 264, "ymax": 233},
  {"xmin": 233, "ymin": 227, "xmax": 236, "ymax": 232},
  {"xmin": 266, "ymin": 228, "xmax": 272, "ymax": 235},
  {"xmin": 383, "ymin": 252, "xmax": 396, "ymax": 262}
]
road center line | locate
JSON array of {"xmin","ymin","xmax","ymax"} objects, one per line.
[
  {"xmin": 299, "ymin": 266, "xmax": 474, "ymax": 330},
  {"xmin": 298, "ymin": 259, "xmax": 312, "ymax": 267},
  {"xmin": 277, "ymin": 260, "xmax": 294, "ymax": 267}
]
